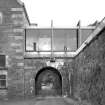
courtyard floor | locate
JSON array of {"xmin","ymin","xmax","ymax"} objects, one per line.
[{"xmin": 0, "ymin": 96, "xmax": 91, "ymax": 105}]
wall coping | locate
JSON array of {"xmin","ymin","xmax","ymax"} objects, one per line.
[{"xmin": 26, "ymin": 26, "xmax": 96, "ymax": 29}]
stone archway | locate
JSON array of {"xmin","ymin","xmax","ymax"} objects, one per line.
[{"xmin": 35, "ymin": 67, "xmax": 62, "ymax": 96}]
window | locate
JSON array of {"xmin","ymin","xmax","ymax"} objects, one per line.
[
  {"xmin": 0, "ymin": 55, "xmax": 6, "ymax": 67},
  {"xmin": 25, "ymin": 29, "xmax": 77, "ymax": 52},
  {"xmin": 0, "ymin": 75, "xmax": 6, "ymax": 89},
  {"xmin": 0, "ymin": 71, "xmax": 7, "ymax": 89},
  {"xmin": 0, "ymin": 12, "xmax": 3, "ymax": 24}
]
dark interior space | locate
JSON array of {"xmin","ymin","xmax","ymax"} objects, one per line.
[{"xmin": 35, "ymin": 67, "xmax": 62, "ymax": 96}]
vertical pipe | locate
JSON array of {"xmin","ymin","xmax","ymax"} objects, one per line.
[
  {"xmin": 24, "ymin": 29, "xmax": 26, "ymax": 99},
  {"xmin": 78, "ymin": 20, "xmax": 82, "ymax": 47},
  {"xmin": 37, "ymin": 29, "xmax": 40, "ymax": 52},
  {"xmin": 51, "ymin": 20, "xmax": 53, "ymax": 58},
  {"xmin": 24, "ymin": 66, "xmax": 25, "ymax": 99},
  {"xmin": 76, "ymin": 28, "xmax": 79, "ymax": 49},
  {"xmin": 33, "ymin": 43, "xmax": 36, "ymax": 51},
  {"xmin": 77, "ymin": 20, "xmax": 82, "ymax": 48}
]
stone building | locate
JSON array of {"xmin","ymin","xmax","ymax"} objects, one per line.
[
  {"xmin": 0, "ymin": 0, "xmax": 29, "ymax": 99},
  {"xmin": 0, "ymin": 1, "xmax": 105, "ymax": 104}
]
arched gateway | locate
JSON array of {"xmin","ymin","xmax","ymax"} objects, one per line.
[{"xmin": 35, "ymin": 67, "xmax": 62, "ymax": 96}]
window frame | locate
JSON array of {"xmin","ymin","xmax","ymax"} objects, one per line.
[
  {"xmin": 0, "ymin": 70, "xmax": 7, "ymax": 89},
  {"xmin": 25, "ymin": 28, "xmax": 78, "ymax": 52}
]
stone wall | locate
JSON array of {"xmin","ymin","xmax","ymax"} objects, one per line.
[
  {"xmin": 0, "ymin": 5, "xmax": 28, "ymax": 99},
  {"xmin": 73, "ymin": 28, "xmax": 105, "ymax": 105}
]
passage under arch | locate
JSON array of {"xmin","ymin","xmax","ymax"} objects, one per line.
[{"xmin": 35, "ymin": 66, "xmax": 62, "ymax": 96}]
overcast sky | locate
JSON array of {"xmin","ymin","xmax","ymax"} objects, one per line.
[{"xmin": 22, "ymin": 0, "xmax": 105, "ymax": 27}]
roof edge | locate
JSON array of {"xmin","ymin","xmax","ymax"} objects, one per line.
[
  {"xmin": 22, "ymin": 4, "xmax": 30, "ymax": 25},
  {"xmin": 16, "ymin": 0, "xmax": 24, "ymax": 5},
  {"xmin": 75, "ymin": 17, "xmax": 105, "ymax": 57}
]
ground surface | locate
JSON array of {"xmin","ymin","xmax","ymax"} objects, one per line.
[
  {"xmin": 0, "ymin": 97, "xmax": 78, "ymax": 105},
  {"xmin": 35, "ymin": 97, "xmax": 73, "ymax": 105}
]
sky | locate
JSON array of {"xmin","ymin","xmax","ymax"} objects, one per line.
[{"xmin": 21, "ymin": 0, "xmax": 105, "ymax": 27}]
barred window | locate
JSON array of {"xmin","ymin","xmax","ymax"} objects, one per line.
[
  {"xmin": 0, "ymin": 70, "xmax": 7, "ymax": 89},
  {"xmin": 0, "ymin": 75, "xmax": 6, "ymax": 89}
]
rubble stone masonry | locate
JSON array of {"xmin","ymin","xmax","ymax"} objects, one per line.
[{"xmin": 73, "ymin": 28, "xmax": 105, "ymax": 105}]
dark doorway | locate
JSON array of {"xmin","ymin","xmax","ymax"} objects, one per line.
[{"xmin": 35, "ymin": 67, "xmax": 62, "ymax": 96}]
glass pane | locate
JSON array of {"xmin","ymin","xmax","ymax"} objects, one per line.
[
  {"xmin": 0, "ymin": 55, "xmax": 5, "ymax": 67},
  {"xmin": 0, "ymin": 80, "xmax": 6, "ymax": 88},
  {"xmin": 53, "ymin": 29, "xmax": 77, "ymax": 51},
  {"xmin": 38, "ymin": 29, "xmax": 51, "ymax": 51},
  {"xmin": 26, "ymin": 29, "xmax": 39, "ymax": 51},
  {"xmin": 81, "ymin": 29, "xmax": 94, "ymax": 43},
  {"xmin": 26, "ymin": 28, "xmax": 77, "ymax": 52},
  {"xmin": 26, "ymin": 29, "xmax": 51, "ymax": 51},
  {"xmin": 0, "ymin": 75, "xmax": 6, "ymax": 79}
]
